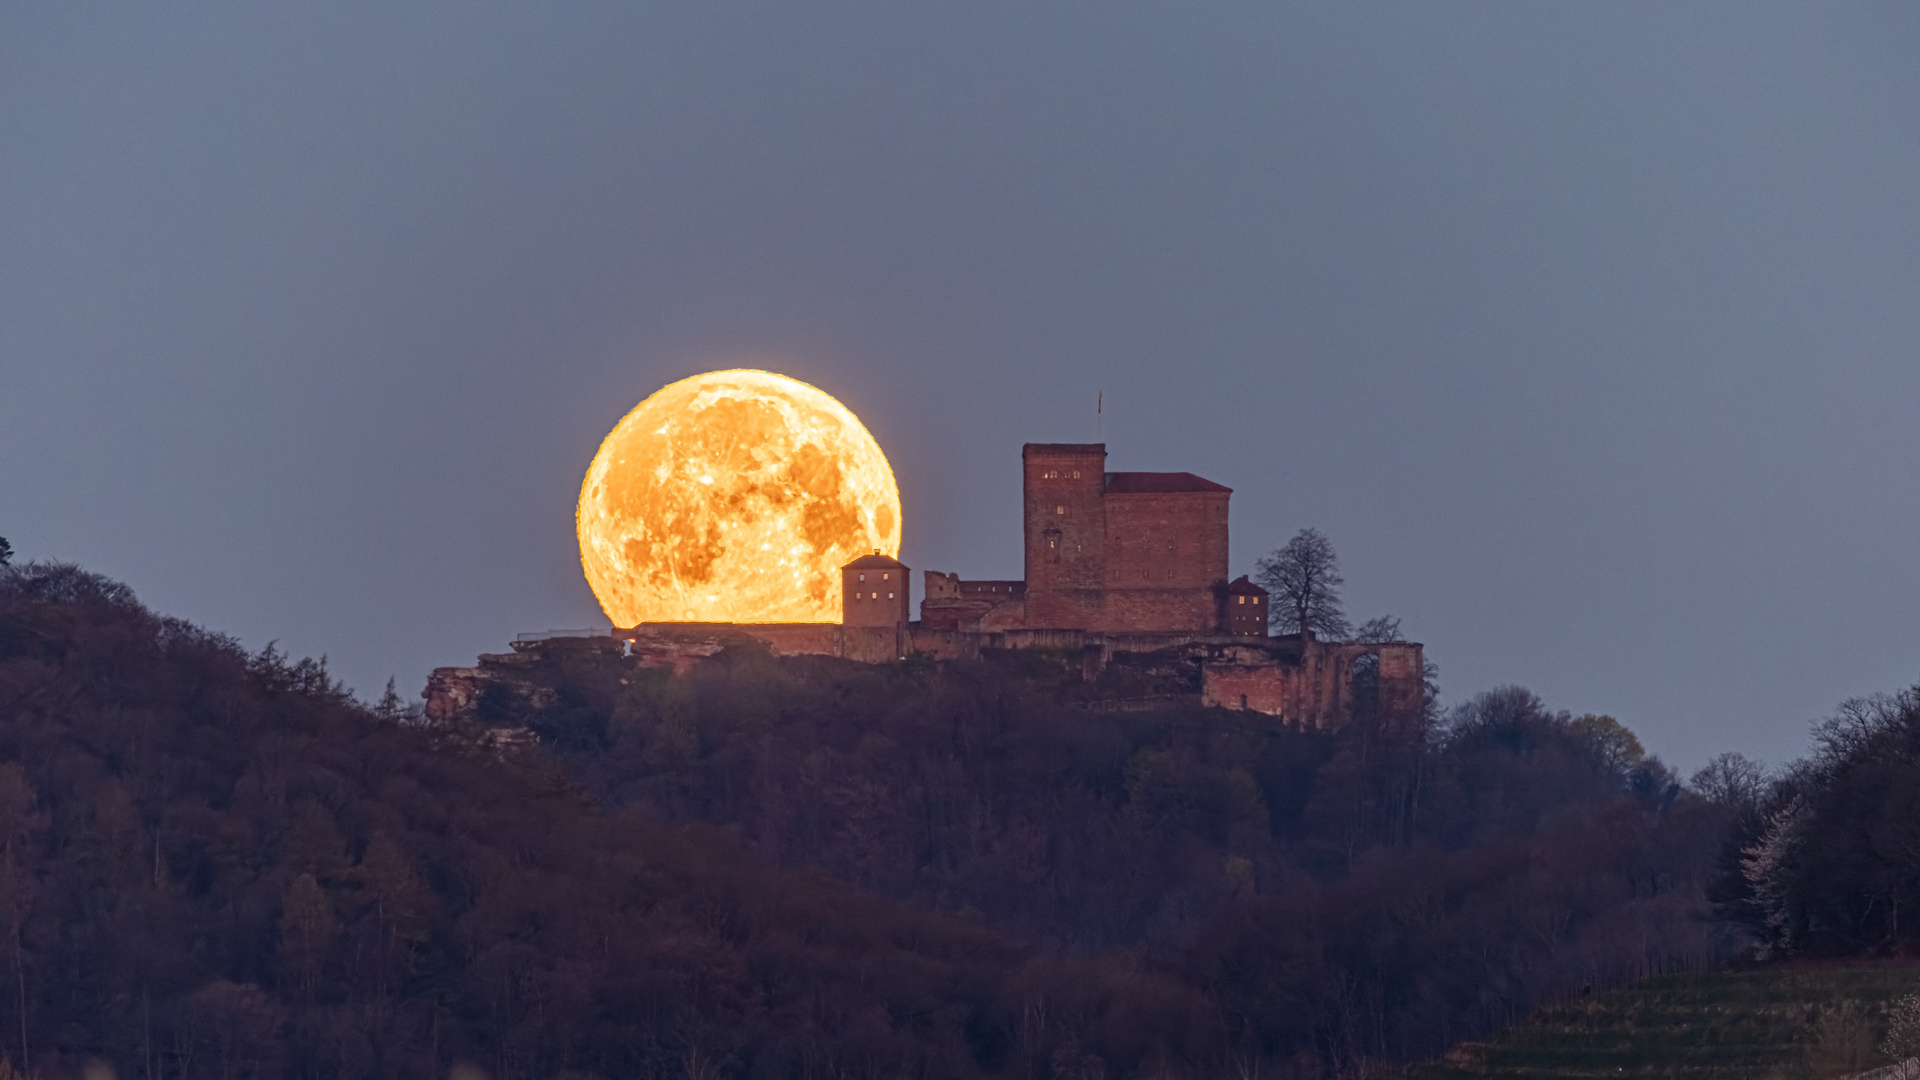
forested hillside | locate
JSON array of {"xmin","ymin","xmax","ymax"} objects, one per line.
[
  {"xmin": 460, "ymin": 634, "xmax": 1738, "ymax": 1070},
  {"xmin": 1712, "ymin": 687, "xmax": 1920, "ymax": 960},
  {"xmin": 0, "ymin": 562, "xmax": 1737, "ymax": 1080}
]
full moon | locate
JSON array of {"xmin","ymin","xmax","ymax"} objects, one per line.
[{"xmin": 577, "ymin": 369, "xmax": 903, "ymax": 626}]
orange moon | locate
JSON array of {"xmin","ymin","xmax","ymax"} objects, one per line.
[{"xmin": 577, "ymin": 369, "xmax": 902, "ymax": 626}]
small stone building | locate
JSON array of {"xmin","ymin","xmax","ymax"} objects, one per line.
[
  {"xmin": 1224, "ymin": 575, "xmax": 1269, "ymax": 637},
  {"xmin": 841, "ymin": 552, "xmax": 910, "ymax": 628}
]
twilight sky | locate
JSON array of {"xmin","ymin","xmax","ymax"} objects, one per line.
[{"xmin": 3, "ymin": 3, "xmax": 1916, "ymax": 770}]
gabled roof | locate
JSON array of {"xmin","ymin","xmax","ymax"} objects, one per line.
[
  {"xmin": 1104, "ymin": 471, "xmax": 1232, "ymax": 494},
  {"xmin": 842, "ymin": 553, "xmax": 907, "ymax": 570},
  {"xmin": 1226, "ymin": 574, "xmax": 1268, "ymax": 595}
]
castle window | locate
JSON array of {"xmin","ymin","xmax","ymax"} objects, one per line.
[
  {"xmin": 1237, "ymin": 596, "xmax": 1244, "ymax": 605},
  {"xmin": 1252, "ymin": 597, "xmax": 1260, "ymax": 605},
  {"xmin": 1166, "ymin": 570, "xmax": 1174, "ymax": 579},
  {"xmin": 1073, "ymin": 470, "xmax": 1080, "ymax": 478},
  {"xmin": 888, "ymin": 592, "xmax": 894, "ymax": 599},
  {"xmin": 1055, "ymin": 505, "xmax": 1066, "ymax": 515},
  {"xmin": 858, "ymin": 573, "xmax": 865, "ymax": 582},
  {"xmin": 881, "ymin": 573, "xmax": 888, "ymax": 581}
]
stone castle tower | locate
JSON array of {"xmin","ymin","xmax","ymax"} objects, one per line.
[{"xmin": 1021, "ymin": 443, "xmax": 1232, "ymax": 632}]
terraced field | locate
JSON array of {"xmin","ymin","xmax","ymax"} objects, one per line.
[{"xmin": 1392, "ymin": 964, "xmax": 1920, "ymax": 1080}]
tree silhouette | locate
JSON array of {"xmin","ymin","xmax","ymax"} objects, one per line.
[{"xmin": 1256, "ymin": 528, "xmax": 1349, "ymax": 639}]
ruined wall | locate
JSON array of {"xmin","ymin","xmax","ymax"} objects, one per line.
[
  {"xmin": 1201, "ymin": 639, "xmax": 1426, "ymax": 730},
  {"xmin": 920, "ymin": 571, "xmax": 1026, "ymax": 631}
]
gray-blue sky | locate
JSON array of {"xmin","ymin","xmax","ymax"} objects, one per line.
[{"xmin": 3, "ymin": 3, "xmax": 1916, "ymax": 770}]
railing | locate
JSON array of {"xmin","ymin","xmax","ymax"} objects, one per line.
[{"xmin": 513, "ymin": 628, "xmax": 612, "ymax": 643}]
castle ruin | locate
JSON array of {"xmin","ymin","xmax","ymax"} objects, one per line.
[{"xmin": 430, "ymin": 442, "xmax": 1425, "ymax": 731}]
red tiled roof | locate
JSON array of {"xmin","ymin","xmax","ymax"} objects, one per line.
[
  {"xmin": 1023, "ymin": 443, "xmax": 1107, "ymax": 456},
  {"xmin": 1226, "ymin": 575, "xmax": 1267, "ymax": 595},
  {"xmin": 843, "ymin": 553, "xmax": 907, "ymax": 569},
  {"xmin": 1103, "ymin": 471, "xmax": 1231, "ymax": 494}
]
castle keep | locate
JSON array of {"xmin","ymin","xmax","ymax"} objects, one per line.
[
  {"xmin": 429, "ymin": 442, "xmax": 1425, "ymax": 731},
  {"xmin": 918, "ymin": 443, "xmax": 1234, "ymax": 634}
]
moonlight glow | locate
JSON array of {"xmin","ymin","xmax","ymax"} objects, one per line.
[{"xmin": 577, "ymin": 369, "xmax": 902, "ymax": 625}]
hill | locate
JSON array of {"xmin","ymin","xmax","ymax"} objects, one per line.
[
  {"xmin": 1391, "ymin": 964, "xmax": 1920, "ymax": 1080},
  {"xmin": 0, "ymin": 562, "xmax": 1736, "ymax": 1080},
  {"xmin": 433, "ymin": 632, "xmax": 1737, "ymax": 1072}
]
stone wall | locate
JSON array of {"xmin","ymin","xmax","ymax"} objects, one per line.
[
  {"xmin": 1200, "ymin": 638, "xmax": 1426, "ymax": 730},
  {"xmin": 920, "ymin": 571, "xmax": 1027, "ymax": 632},
  {"xmin": 621, "ymin": 622, "xmax": 910, "ymax": 664},
  {"xmin": 1101, "ymin": 489, "xmax": 1230, "ymax": 632},
  {"xmin": 1022, "ymin": 444, "xmax": 1109, "ymax": 628},
  {"xmin": 426, "ymin": 627, "xmax": 1425, "ymax": 735}
]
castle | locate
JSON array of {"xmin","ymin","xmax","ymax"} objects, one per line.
[
  {"xmin": 428, "ymin": 442, "xmax": 1425, "ymax": 731},
  {"xmin": 915, "ymin": 443, "xmax": 1239, "ymax": 635},
  {"xmin": 635, "ymin": 442, "xmax": 1424, "ymax": 730}
]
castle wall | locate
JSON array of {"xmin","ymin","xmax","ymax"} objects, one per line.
[
  {"xmin": 1102, "ymin": 490, "xmax": 1230, "ymax": 632},
  {"xmin": 921, "ymin": 571, "xmax": 1027, "ymax": 631},
  {"xmin": 1022, "ymin": 444, "xmax": 1107, "ymax": 629},
  {"xmin": 1201, "ymin": 639, "xmax": 1426, "ymax": 730},
  {"xmin": 1201, "ymin": 663, "xmax": 1296, "ymax": 718},
  {"xmin": 618, "ymin": 622, "xmax": 911, "ymax": 665}
]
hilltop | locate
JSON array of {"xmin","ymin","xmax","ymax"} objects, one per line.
[{"xmin": 0, "ymin": 560, "xmax": 1793, "ymax": 1080}]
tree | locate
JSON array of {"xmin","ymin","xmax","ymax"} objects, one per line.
[
  {"xmin": 1351, "ymin": 616, "xmax": 1403, "ymax": 643},
  {"xmin": 1255, "ymin": 529, "xmax": 1349, "ymax": 640},
  {"xmin": 1570, "ymin": 714, "xmax": 1646, "ymax": 774},
  {"xmin": 1689, "ymin": 752, "xmax": 1767, "ymax": 815},
  {"xmin": 0, "ymin": 538, "xmax": 11, "ymax": 567}
]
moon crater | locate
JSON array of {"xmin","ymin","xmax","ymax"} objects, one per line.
[{"xmin": 577, "ymin": 369, "xmax": 902, "ymax": 625}]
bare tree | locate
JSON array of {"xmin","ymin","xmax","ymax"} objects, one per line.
[
  {"xmin": 1256, "ymin": 528, "xmax": 1349, "ymax": 640},
  {"xmin": 1688, "ymin": 752, "xmax": 1768, "ymax": 815},
  {"xmin": 1351, "ymin": 615, "xmax": 1403, "ymax": 643}
]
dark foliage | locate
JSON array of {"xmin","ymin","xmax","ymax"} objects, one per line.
[
  {"xmin": 0, "ymin": 562, "xmax": 1732, "ymax": 1080},
  {"xmin": 513, "ymin": 646, "xmax": 1733, "ymax": 1076},
  {"xmin": 1711, "ymin": 688, "xmax": 1920, "ymax": 959}
]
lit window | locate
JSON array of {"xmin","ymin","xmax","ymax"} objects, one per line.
[
  {"xmin": 888, "ymin": 592, "xmax": 894, "ymax": 599},
  {"xmin": 1073, "ymin": 470, "xmax": 1080, "ymax": 478},
  {"xmin": 1056, "ymin": 505, "xmax": 1066, "ymax": 515},
  {"xmin": 1237, "ymin": 596, "xmax": 1245, "ymax": 605},
  {"xmin": 858, "ymin": 573, "xmax": 865, "ymax": 582},
  {"xmin": 1253, "ymin": 597, "xmax": 1260, "ymax": 605},
  {"xmin": 882, "ymin": 573, "xmax": 889, "ymax": 581}
]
